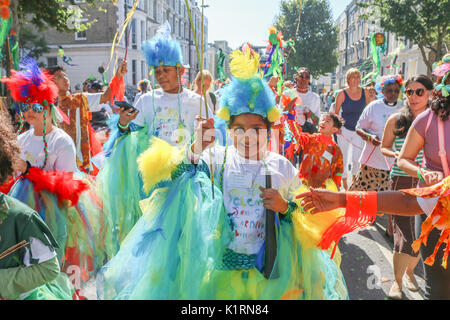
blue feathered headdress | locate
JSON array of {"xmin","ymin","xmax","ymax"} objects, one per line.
[
  {"xmin": 216, "ymin": 45, "xmax": 280, "ymax": 123},
  {"xmin": 142, "ymin": 21, "xmax": 184, "ymax": 69}
]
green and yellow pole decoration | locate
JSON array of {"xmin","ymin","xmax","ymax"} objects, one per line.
[{"xmin": 185, "ymin": 0, "xmax": 215, "ymax": 197}]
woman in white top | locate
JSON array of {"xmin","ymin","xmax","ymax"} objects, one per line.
[
  {"xmin": 2, "ymin": 58, "xmax": 107, "ymax": 295},
  {"xmin": 193, "ymin": 70, "xmax": 217, "ymax": 114}
]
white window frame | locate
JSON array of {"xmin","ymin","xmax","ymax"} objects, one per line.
[{"xmin": 74, "ymin": 18, "xmax": 88, "ymax": 40}]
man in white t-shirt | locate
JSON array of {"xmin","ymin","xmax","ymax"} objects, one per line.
[{"xmin": 293, "ymin": 67, "xmax": 321, "ymax": 134}]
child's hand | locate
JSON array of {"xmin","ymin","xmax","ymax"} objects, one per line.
[
  {"xmin": 191, "ymin": 116, "xmax": 215, "ymax": 154},
  {"xmin": 259, "ymin": 186, "xmax": 288, "ymax": 213}
]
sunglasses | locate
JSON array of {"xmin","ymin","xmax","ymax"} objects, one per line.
[
  {"xmin": 297, "ymin": 74, "xmax": 310, "ymax": 79},
  {"xmin": 19, "ymin": 103, "xmax": 44, "ymax": 113},
  {"xmin": 405, "ymin": 88, "xmax": 425, "ymax": 97}
]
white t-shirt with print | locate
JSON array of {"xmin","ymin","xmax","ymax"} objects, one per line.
[
  {"xmin": 133, "ymin": 88, "xmax": 210, "ymax": 146},
  {"xmin": 200, "ymin": 145, "xmax": 302, "ymax": 255},
  {"xmin": 294, "ymin": 90, "xmax": 321, "ymax": 125},
  {"xmin": 18, "ymin": 127, "xmax": 78, "ymax": 172},
  {"xmin": 356, "ymin": 99, "xmax": 401, "ymax": 170}
]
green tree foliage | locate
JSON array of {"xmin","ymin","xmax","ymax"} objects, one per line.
[
  {"xmin": 19, "ymin": 27, "xmax": 50, "ymax": 64},
  {"xmin": 358, "ymin": 0, "xmax": 450, "ymax": 75},
  {"xmin": 274, "ymin": 0, "xmax": 339, "ymax": 79},
  {"xmin": 13, "ymin": 0, "xmax": 107, "ymax": 38}
]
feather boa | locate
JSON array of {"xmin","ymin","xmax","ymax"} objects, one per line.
[
  {"xmin": 25, "ymin": 167, "xmax": 89, "ymax": 207},
  {"xmin": 137, "ymin": 137, "xmax": 184, "ymax": 194}
]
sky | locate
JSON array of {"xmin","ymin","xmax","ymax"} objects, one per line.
[{"xmin": 205, "ymin": 0, "xmax": 352, "ymax": 49}]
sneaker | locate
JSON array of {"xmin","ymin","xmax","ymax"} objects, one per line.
[
  {"xmin": 404, "ymin": 275, "xmax": 420, "ymax": 292},
  {"xmin": 388, "ymin": 282, "xmax": 403, "ymax": 300}
]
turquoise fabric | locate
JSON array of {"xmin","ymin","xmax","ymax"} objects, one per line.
[
  {"xmin": 97, "ymin": 165, "xmax": 230, "ymax": 300},
  {"xmin": 95, "ymin": 125, "xmax": 150, "ymax": 255}
]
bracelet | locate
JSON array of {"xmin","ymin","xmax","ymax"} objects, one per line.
[
  {"xmin": 281, "ymin": 200, "xmax": 298, "ymax": 219},
  {"xmin": 117, "ymin": 121, "xmax": 129, "ymax": 130},
  {"xmin": 366, "ymin": 133, "xmax": 372, "ymax": 142},
  {"xmin": 416, "ymin": 168, "xmax": 425, "ymax": 182}
]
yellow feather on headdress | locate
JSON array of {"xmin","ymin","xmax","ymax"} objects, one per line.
[{"xmin": 229, "ymin": 47, "xmax": 260, "ymax": 80}]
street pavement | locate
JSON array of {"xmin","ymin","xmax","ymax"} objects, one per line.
[{"xmin": 339, "ymin": 213, "xmax": 426, "ymax": 300}]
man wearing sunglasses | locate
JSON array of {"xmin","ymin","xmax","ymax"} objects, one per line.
[
  {"xmin": 290, "ymin": 67, "xmax": 321, "ymax": 168},
  {"xmin": 293, "ymin": 67, "xmax": 321, "ymax": 134}
]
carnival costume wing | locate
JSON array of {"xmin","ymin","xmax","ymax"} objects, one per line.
[{"xmin": 400, "ymin": 176, "xmax": 450, "ymax": 269}]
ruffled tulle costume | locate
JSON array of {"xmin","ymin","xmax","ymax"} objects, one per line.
[
  {"xmin": 95, "ymin": 118, "xmax": 150, "ymax": 254},
  {"xmin": 8, "ymin": 169, "xmax": 110, "ymax": 284},
  {"xmin": 97, "ymin": 137, "xmax": 348, "ymax": 300},
  {"xmin": 1, "ymin": 57, "xmax": 110, "ymax": 295},
  {"xmin": 97, "ymin": 138, "xmax": 230, "ymax": 299}
]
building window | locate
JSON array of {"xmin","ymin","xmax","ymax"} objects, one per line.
[
  {"xmin": 131, "ymin": 19, "xmax": 137, "ymax": 49},
  {"xmin": 153, "ymin": 0, "xmax": 157, "ymax": 19},
  {"xmin": 132, "ymin": 59, "xmax": 137, "ymax": 85},
  {"xmin": 141, "ymin": 61, "xmax": 146, "ymax": 80},
  {"xmin": 75, "ymin": 29, "xmax": 87, "ymax": 40},
  {"xmin": 141, "ymin": 21, "xmax": 145, "ymax": 43},
  {"xmin": 47, "ymin": 57, "xmax": 58, "ymax": 67},
  {"xmin": 74, "ymin": 18, "xmax": 88, "ymax": 40}
]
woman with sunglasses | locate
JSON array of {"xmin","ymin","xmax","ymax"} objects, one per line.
[
  {"xmin": 333, "ymin": 68, "xmax": 375, "ymax": 190},
  {"xmin": 0, "ymin": 106, "xmax": 76, "ymax": 300},
  {"xmin": 380, "ymin": 75, "xmax": 433, "ymax": 299},
  {"xmin": 1, "ymin": 58, "xmax": 110, "ymax": 298},
  {"xmin": 397, "ymin": 57, "xmax": 450, "ymax": 299}
]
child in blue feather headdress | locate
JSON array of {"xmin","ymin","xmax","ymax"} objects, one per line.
[
  {"xmin": 96, "ymin": 21, "xmax": 211, "ymax": 254},
  {"xmin": 97, "ymin": 45, "xmax": 348, "ymax": 300}
]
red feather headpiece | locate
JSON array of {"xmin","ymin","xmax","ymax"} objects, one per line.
[{"xmin": 1, "ymin": 57, "xmax": 58, "ymax": 105}]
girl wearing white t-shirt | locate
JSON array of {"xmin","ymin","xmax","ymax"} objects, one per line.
[{"xmin": 2, "ymin": 58, "xmax": 107, "ymax": 296}]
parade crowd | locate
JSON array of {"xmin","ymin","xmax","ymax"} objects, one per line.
[{"xmin": 0, "ymin": 21, "xmax": 449, "ymax": 301}]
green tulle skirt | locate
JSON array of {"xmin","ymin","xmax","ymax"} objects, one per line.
[
  {"xmin": 95, "ymin": 126, "xmax": 150, "ymax": 255},
  {"xmin": 9, "ymin": 174, "xmax": 108, "ymax": 288}
]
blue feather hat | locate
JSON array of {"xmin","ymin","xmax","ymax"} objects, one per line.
[
  {"xmin": 216, "ymin": 45, "xmax": 280, "ymax": 123},
  {"xmin": 142, "ymin": 21, "xmax": 184, "ymax": 69}
]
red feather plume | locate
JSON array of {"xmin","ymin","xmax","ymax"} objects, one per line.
[{"xmin": 1, "ymin": 57, "xmax": 58, "ymax": 105}]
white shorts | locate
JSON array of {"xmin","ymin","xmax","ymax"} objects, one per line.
[{"xmin": 337, "ymin": 126, "xmax": 364, "ymax": 178}]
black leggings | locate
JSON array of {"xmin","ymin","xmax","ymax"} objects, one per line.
[{"xmin": 415, "ymin": 214, "xmax": 450, "ymax": 300}]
